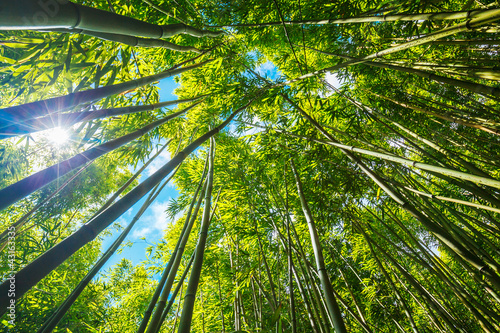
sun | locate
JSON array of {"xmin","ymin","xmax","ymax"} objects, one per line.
[{"xmin": 46, "ymin": 127, "xmax": 70, "ymax": 146}]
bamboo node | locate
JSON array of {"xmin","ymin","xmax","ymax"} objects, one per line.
[
  {"xmin": 70, "ymin": 2, "xmax": 83, "ymax": 29},
  {"xmin": 479, "ymin": 265, "xmax": 489, "ymax": 273},
  {"xmin": 465, "ymin": 20, "xmax": 472, "ymax": 31}
]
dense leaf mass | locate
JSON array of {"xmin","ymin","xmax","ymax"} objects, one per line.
[{"xmin": 1, "ymin": 0, "xmax": 500, "ymax": 332}]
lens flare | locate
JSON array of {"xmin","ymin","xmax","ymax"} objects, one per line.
[{"xmin": 46, "ymin": 127, "xmax": 69, "ymax": 146}]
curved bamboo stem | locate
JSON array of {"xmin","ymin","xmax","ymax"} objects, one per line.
[{"xmin": 0, "ymin": 0, "xmax": 222, "ymax": 38}]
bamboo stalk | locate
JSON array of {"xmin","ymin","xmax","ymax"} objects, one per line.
[
  {"xmin": 0, "ymin": 59, "xmax": 212, "ymax": 127},
  {"xmin": 88, "ymin": 142, "xmax": 172, "ymax": 221},
  {"xmin": 289, "ymin": 159, "xmax": 348, "ymax": 333},
  {"xmin": 137, "ymin": 155, "xmax": 209, "ymax": 333},
  {"xmin": 290, "ymin": 263, "xmax": 320, "ymax": 333},
  {"xmin": 0, "ymin": 97, "xmax": 202, "ymax": 139},
  {"xmin": 37, "ymin": 166, "xmax": 179, "ymax": 333},
  {"xmin": 0, "ymin": 102, "xmax": 199, "ymax": 211},
  {"xmin": 208, "ymin": 9, "xmax": 498, "ymax": 27},
  {"xmin": 401, "ymin": 185, "xmax": 500, "ymax": 214},
  {"xmin": 250, "ymin": 121, "xmax": 500, "ymax": 192},
  {"xmin": 357, "ymin": 223, "xmax": 463, "ymax": 332},
  {"xmin": 0, "ymin": 100, "xmax": 251, "ymax": 315},
  {"xmin": 43, "ymin": 28, "xmax": 202, "ymax": 52},
  {"xmin": 0, "ymin": 0, "xmax": 222, "ymax": 38},
  {"xmin": 176, "ymin": 137, "xmax": 216, "ymax": 333}
]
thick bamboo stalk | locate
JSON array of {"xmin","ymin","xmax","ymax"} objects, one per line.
[
  {"xmin": 176, "ymin": 138, "xmax": 215, "ymax": 333},
  {"xmin": 37, "ymin": 166, "xmax": 179, "ymax": 333},
  {"xmin": 209, "ymin": 9, "xmax": 498, "ymax": 27},
  {"xmin": 0, "ymin": 0, "xmax": 222, "ymax": 38},
  {"xmin": 0, "ymin": 97, "xmax": 202, "ymax": 139},
  {"xmin": 289, "ymin": 159, "xmax": 348, "ymax": 333},
  {"xmin": 0, "ymin": 59, "xmax": 211, "ymax": 127},
  {"xmin": 146, "ymin": 184, "xmax": 223, "ymax": 333},
  {"xmin": 0, "ymin": 160, "xmax": 93, "ymax": 246},
  {"xmin": 43, "ymin": 28, "xmax": 201, "ymax": 52},
  {"xmin": 338, "ymin": 269, "xmax": 366, "ymax": 324},
  {"xmin": 0, "ymin": 102, "xmax": 199, "ymax": 211},
  {"xmin": 0, "ymin": 101, "xmax": 250, "ymax": 315}
]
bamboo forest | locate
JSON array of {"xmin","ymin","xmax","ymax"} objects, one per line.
[{"xmin": 2, "ymin": 0, "xmax": 500, "ymax": 332}]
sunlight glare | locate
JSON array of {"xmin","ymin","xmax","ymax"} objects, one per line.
[{"xmin": 46, "ymin": 127, "xmax": 70, "ymax": 146}]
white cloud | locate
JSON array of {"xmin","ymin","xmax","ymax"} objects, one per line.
[
  {"xmin": 132, "ymin": 200, "xmax": 171, "ymax": 238},
  {"xmin": 256, "ymin": 61, "xmax": 275, "ymax": 74},
  {"xmin": 325, "ymin": 72, "xmax": 342, "ymax": 89},
  {"xmin": 146, "ymin": 148, "xmax": 172, "ymax": 177}
]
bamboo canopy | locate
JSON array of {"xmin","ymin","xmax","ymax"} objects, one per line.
[{"xmin": 0, "ymin": 0, "xmax": 500, "ymax": 332}]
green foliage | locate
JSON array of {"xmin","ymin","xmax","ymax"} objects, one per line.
[{"xmin": 2, "ymin": 0, "xmax": 500, "ymax": 332}]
